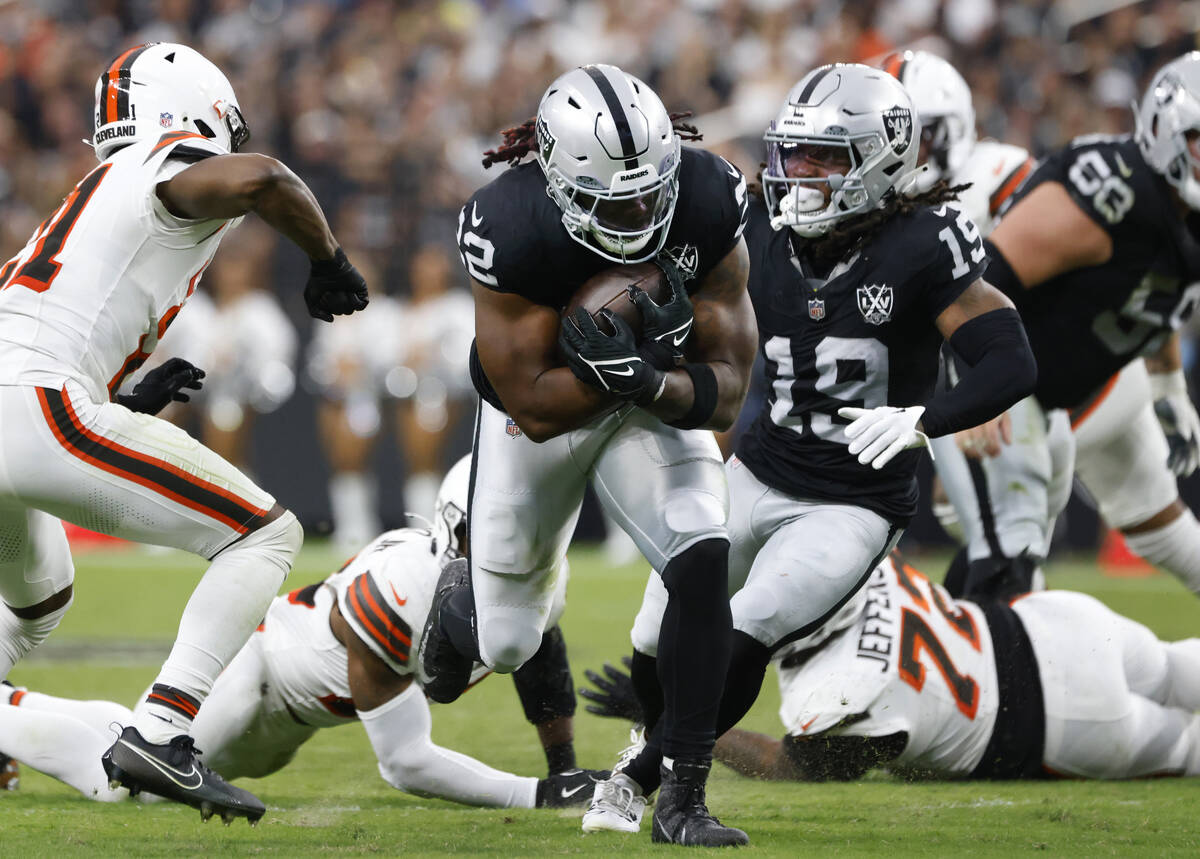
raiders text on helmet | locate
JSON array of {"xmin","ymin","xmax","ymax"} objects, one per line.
[
  {"xmin": 764, "ymin": 63, "xmax": 923, "ymax": 238},
  {"xmin": 882, "ymin": 50, "xmax": 976, "ymax": 192},
  {"xmin": 92, "ymin": 43, "xmax": 249, "ymax": 162},
  {"xmin": 1135, "ymin": 52, "xmax": 1200, "ymax": 211},
  {"xmin": 535, "ymin": 64, "xmax": 681, "ymax": 263}
]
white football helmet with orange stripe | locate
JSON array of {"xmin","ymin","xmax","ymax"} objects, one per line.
[
  {"xmin": 92, "ymin": 42, "xmax": 249, "ymax": 162},
  {"xmin": 433, "ymin": 455, "xmax": 471, "ymax": 565},
  {"xmin": 881, "ymin": 50, "xmax": 976, "ymax": 193}
]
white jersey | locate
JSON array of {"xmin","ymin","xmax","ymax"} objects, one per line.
[
  {"xmin": 778, "ymin": 556, "xmax": 999, "ymax": 776},
  {"xmin": 0, "ymin": 132, "xmax": 238, "ymax": 404},
  {"xmin": 951, "ymin": 139, "xmax": 1034, "ymax": 236},
  {"xmin": 327, "ymin": 528, "xmax": 440, "ymax": 677}
]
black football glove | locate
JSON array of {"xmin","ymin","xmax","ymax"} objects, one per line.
[
  {"xmin": 579, "ymin": 657, "xmax": 644, "ymax": 722},
  {"xmin": 632, "ymin": 256, "xmax": 694, "ymax": 369},
  {"xmin": 117, "ymin": 357, "xmax": 205, "ymax": 415},
  {"xmin": 535, "ymin": 768, "xmax": 610, "ymax": 808},
  {"xmin": 559, "ymin": 307, "xmax": 664, "ymax": 405},
  {"xmin": 304, "ymin": 247, "xmax": 369, "ymax": 322}
]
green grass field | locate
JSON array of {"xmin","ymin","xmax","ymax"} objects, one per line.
[{"xmin": 6, "ymin": 544, "xmax": 1200, "ymax": 856}]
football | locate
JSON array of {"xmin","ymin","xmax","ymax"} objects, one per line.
[{"xmin": 561, "ymin": 262, "xmax": 669, "ymax": 341}]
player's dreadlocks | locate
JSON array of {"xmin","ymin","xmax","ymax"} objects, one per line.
[
  {"xmin": 807, "ymin": 180, "xmax": 970, "ymax": 266},
  {"xmin": 481, "ymin": 112, "xmax": 703, "ymax": 169}
]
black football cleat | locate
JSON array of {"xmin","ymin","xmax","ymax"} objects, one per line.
[
  {"xmin": 418, "ymin": 557, "xmax": 477, "ymax": 705},
  {"xmin": 535, "ymin": 768, "xmax": 611, "ymax": 808},
  {"xmin": 651, "ymin": 758, "xmax": 748, "ymax": 847},
  {"xmin": 101, "ymin": 726, "xmax": 264, "ymax": 824}
]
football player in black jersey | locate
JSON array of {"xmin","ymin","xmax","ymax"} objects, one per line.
[
  {"xmin": 424, "ymin": 64, "xmax": 757, "ymax": 847},
  {"xmin": 600, "ymin": 63, "xmax": 1037, "ymax": 821},
  {"xmin": 941, "ymin": 53, "xmax": 1200, "ymax": 600}
]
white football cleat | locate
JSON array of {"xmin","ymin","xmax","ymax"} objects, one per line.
[
  {"xmin": 582, "ymin": 772, "xmax": 646, "ymax": 834},
  {"xmin": 581, "ymin": 727, "xmax": 648, "ymax": 834}
]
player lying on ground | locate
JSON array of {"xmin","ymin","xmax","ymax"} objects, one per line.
[
  {"xmin": 585, "ymin": 553, "xmax": 1200, "ymax": 781},
  {"xmin": 0, "ymin": 461, "xmax": 605, "ymax": 810}
]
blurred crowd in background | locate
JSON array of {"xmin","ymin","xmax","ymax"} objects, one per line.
[{"xmin": 1, "ymin": 0, "xmax": 1199, "ymax": 553}]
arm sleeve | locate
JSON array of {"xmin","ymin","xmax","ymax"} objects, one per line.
[
  {"xmin": 358, "ymin": 683, "xmax": 539, "ymax": 808},
  {"xmin": 921, "ymin": 307, "xmax": 1037, "ymax": 437}
]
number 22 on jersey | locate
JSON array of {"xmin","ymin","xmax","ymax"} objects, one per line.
[{"xmin": 0, "ymin": 164, "xmax": 111, "ymax": 293}]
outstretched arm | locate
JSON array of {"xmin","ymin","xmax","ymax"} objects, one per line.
[
  {"xmin": 334, "ymin": 603, "xmax": 539, "ymax": 808},
  {"xmin": 157, "ymin": 154, "xmax": 336, "ymax": 258},
  {"xmin": 157, "ymin": 154, "xmax": 367, "ymax": 322}
]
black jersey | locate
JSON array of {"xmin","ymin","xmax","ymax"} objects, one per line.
[
  {"xmin": 1006, "ymin": 135, "xmax": 1200, "ymax": 409},
  {"xmin": 457, "ymin": 147, "xmax": 748, "ymax": 412},
  {"xmin": 735, "ymin": 197, "xmax": 986, "ymax": 525}
]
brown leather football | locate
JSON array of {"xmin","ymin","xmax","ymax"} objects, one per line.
[{"xmin": 561, "ymin": 262, "xmax": 669, "ymax": 340}]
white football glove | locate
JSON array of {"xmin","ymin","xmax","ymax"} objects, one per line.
[
  {"xmin": 838, "ymin": 405, "xmax": 932, "ymax": 470},
  {"xmin": 1150, "ymin": 369, "xmax": 1200, "ymax": 477}
]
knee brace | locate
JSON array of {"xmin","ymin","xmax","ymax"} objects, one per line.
[{"xmin": 512, "ymin": 625, "xmax": 576, "ymax": 724}]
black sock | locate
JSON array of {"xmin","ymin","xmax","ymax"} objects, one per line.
[
  {"xmin": 545, "ymin": 742, "xmax": 576, "ymax": 774},
  {"xmin": 656, "ymin": 538, "xmax": 733, "ymax": 761},
  {"xmin": 629, "ymin": 649, "xmax": 663, "ymax": 734},
  {"xmin": 438, "ymin": 587, "xmax": 480, "ymax": 661},
  {"xmin": 621, "ymin": 630, "xmax": 769, "ymax": 794},
  {"xmin": 714, "ymin": 631, "xmax": 771, "ymax": 736},
  {"xmin": 941, "ymin": 546, "xmax": 970, "ymax": 597}
]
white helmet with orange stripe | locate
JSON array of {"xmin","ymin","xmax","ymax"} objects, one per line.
[
  {"xmin": 880, "ymin": 50, "xmax": 976, "ymax": 192},
  {"xmin": 432, "ymin": 455, "xmax": 471, "ymax": 565},
  {"xmin": 92, "ymin": 42, "xmax": 249, "ymax": 162}
]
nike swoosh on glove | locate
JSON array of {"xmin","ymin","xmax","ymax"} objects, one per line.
[
  {"xmin": 838, "ymin": 405, "xmax": 931, "ymax": 470},
  {"xmin": 304, "ymin": 247, "xmax": 369, "ymax": 322},
  {"xmin": 117, "ymin": 357, "xmax": 205, "ymax": 415},
  {"xmin": 559, "ymin": 308, "xmax": 665, "ymax": 405},
  {"xmin": 1151, "ymin": 369, "xmax": 1200, "ymax": 477},
  {"xmin": 632, "ymin": 260, "xmax": 694, "ymax": 368}
]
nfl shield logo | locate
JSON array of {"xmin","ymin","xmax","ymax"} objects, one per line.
[
  {"xmin": 857, "ymin": 283, "xmax": 894, "ymax": 325},
  {"xmin": 505, "ymin": 418, "xmax": 522, "ymax": 438},
  {"xmin": 159, "ymin": 112, "xmax": 173, "ymax": 128},
  {"xmin": 808, "ymin": 298, "xmax": 826, "ymax": 321}
]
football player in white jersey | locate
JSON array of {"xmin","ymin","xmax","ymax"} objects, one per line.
[
  {"xmin": 0, "ymin": 43, "xmax": 369, "ymax": 822},
  {"xmin": 887, "ymin": 51, "xmax": 1200, "ymax": 600},
  {"xmin": 586, "ymin": 553, "xmax": 1200, "ymax": 782},
  {"xmin": 0, "ymin": 459, "xmax": 605, "ymax": 810}
]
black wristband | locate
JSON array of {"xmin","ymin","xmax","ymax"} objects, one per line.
[
  {"xmin": 668, "ymin": 363, "xmax": 719, "ymax": 430},
  {"xmin": 981, "ymin": 239, "xmax": 1024, "ymax": 300}
]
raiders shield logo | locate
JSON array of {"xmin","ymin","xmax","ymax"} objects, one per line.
[
  {"xmin": 662, "ymin": 243, "xmax": 699, "ymax": 281},
  {"xmin": 808, "ymin": 298, "xmax": 826, "ymax": 321},
  {"xmin": 883, "ymin": 106, "xmax": 912, "ymax": 155},
  {"xmin": 857, "ymin": 283, "xmax": 893, "ymax": 325},
  {"xmin": 535, "ymin": 115, "xmax": 556, "ymax": 163}
]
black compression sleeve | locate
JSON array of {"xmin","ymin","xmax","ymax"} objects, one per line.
[
  {"xmin": 921, "ymin": 307, "xmax": 1036, "ymax": 438},
  {"xmin": 981, "ymin": 239, "xmax": 1025, "ymax": 300}
]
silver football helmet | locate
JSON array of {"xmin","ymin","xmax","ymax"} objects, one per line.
[
  {"xmin": 92, "ymin": 42, "xmax": 249, "ymax": 162},
  {"xmin": 764, "ymin": 63, "xmax": 922, "ymax": 238},
  {"xmin": 882, "ymin": 50, "xmax": 976, "ymax": 192},
  {"xmin": 432, "ymin": 455, "xmax": 470, "ymax": 565},
  {"xmin": 1135, "ymin": 52, "xmax": 1200, "ymax": 211},
  {"xmin": 535, "ymin": 64, "xmax": 681, "ymax": 263}
]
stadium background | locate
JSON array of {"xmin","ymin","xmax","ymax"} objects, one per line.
[{"xmin": 2, "ymin": 0, "xmax": 1200, "ymax": 552}]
